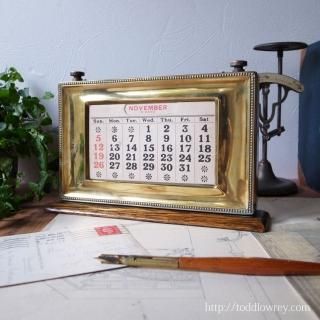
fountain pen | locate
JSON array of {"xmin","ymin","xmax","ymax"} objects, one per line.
[{"xmin": 97, "ymin": 254, "xmax": 320, "ymax": 276}]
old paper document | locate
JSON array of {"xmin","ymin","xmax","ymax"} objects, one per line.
[
  {"xmin": 0, "ymin": 214, "xmax": 316, "ymax": 320},
  {"xmin": 0, "ymin": 224, "xmax": 146, "ymax": 287}
]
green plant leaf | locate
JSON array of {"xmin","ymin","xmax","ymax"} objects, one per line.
[
  {"xmin": 4, "ymin": 67, "xmax": 24, "ymax": 82},
  {"xmin": 4, "ymin": 201, "xmax": 14, "ymax": 211},
  {"xmin": 12, "ymin": 104, "xmax": 23, "ymax": 117},
  {"xmin": 0, "ymin": 156, "xmax": 14, "ymax": 174},
  {"xmin": 0, "ymin": 122, "xmax": 6, "ymax": 131},
  {"xmin": 0, "ymin": 88, "xmax": 10, "ymax": 98},
  {"xmin": 40, "ymin": 116, "xmax": 52, "ymax": 126},
  {"xmin": 42, "ymin": 91, "xmax": 54, "ymax": 100},
  {"xmin": 23, "ymin": 121, "xmax": 38, "ymax": 130},
  {"xmin": 0, "ymin": 66, "xmax": 56, "ymax": 218},
  {"xmin": 0, "ymin": 181, "xmax": 20, "ymax": 217}
]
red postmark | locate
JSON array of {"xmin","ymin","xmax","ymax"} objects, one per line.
[{"xmin": 95, "ymin": 225, "xmax": 122, "ymax": 236}]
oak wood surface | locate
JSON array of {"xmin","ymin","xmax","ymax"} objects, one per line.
[
  {"xmin": 1, "ymin": 184, "xmax": 317, "ymax": 237},
  {"xmin": 46, "ymin": 201, "xmax": 271, "ymax": 233},
  {"xmin": 0, "ymin": 195, "xmax": 57, "ymax": 236}
]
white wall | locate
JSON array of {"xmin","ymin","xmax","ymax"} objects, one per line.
[{"xmin": 1, "ymin": 0, "xmax": 320, "ymax": 179}]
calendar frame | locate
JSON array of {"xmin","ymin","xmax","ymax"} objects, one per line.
[{"xmin": 58, "ymin": 72, "xmax": 258, "ymax": 215}]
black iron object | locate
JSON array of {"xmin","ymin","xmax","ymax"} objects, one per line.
[
  {"xmin": 70, "ymin": 71, "xmax": 85, "ymax": 81},
  {"xmin": 254, "ymin": 42, "xmax": 307, "ymax": 196},
  {"xmin": 230, "ymin": 60, "xmax": 247, "ymax": 72}
]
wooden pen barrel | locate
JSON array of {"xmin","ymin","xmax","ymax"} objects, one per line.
[{"xmin": 178, "ymin": 257, "xmax": 320, "ymax": 276}]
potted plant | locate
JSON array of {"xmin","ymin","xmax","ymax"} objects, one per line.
[{"xmin": 0, "ymin": 67, "xmax": 55, "ymax": 217}]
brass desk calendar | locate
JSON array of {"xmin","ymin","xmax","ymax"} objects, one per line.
[{"xmin": 48, "ymin": 71, "xmax": 270, "ymax": 232}]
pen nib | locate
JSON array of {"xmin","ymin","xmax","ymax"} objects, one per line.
[{"xmin": 96, "ymin": 254, "xmax": 124, "ymax": 265}]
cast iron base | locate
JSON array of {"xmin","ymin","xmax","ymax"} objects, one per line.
[{"xmin": 258, "ymin": 160, "xmax": 298, "ymax": 196}]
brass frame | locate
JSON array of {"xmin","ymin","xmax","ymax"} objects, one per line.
[{"xmin": 59, "ymin": 72, "xmax": 258, "ymax": 215}]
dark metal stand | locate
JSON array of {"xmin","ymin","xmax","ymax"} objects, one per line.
[{"xmin": 254, "ymin": 42, "xmax": 307, "ymax": 196}]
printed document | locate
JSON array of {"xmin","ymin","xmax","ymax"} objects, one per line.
[{"xmin": 0, "ymin": 224, "xmax": 146, "ymax": 287}]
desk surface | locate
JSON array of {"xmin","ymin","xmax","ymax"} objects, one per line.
[
  {"xmin": 0, "ymin": 195, "xmax": 57, "ymax": 236},
  {"xmin": 1, "ymin": 184, "xmax": 318, "ymax": 236},
  {"xmin": 1, "ymin": 192, "xmax": 320, "ymax": 320}
]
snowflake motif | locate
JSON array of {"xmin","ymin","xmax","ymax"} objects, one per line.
[
  {"xmin": 181, "ymin": 175, "xmax": 188, "ymax": 182},
  {"xmin": 112, "ymin": 172, "xmax": 118, "ymax": 179},
  {"xmin": 96, "ymin": 171, "xmax": 102, "ymax": 178},
  {"xmin": 201, "ymin": 176, "xmax": 208, "ymax": 183},
  {"xmin": 201, "ymin": 165, "xmax": 208, "ymax": 173},
  {"xmin": 163, "ymin": 174, "xmax": 171, "ymax": 181},
  {"xmin": 111, "ymin": 126, "xmax": 118, "ymax": 133},
  {"xmin": 145, "ymin": 173, "xmax": 152, "ymax": 181},
  {"xmin": 95, "ymin": 127, "xmax": 101, "ymax": 133},
  {"xmin": 128, "ymin": 126, "xmax": 135, "ymax": 133},
  {"xmin": 128, "ymin": 173, "xmax": 135, "ymax": 179}
]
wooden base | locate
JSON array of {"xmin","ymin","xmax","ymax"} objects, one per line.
[{"xmin": 46, "ymin": 201, "xmax": 271, "ymax": 233}]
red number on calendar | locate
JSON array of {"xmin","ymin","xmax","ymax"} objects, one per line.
[{"xmin": 94, "ymin": 161, "xmax": 105, "ymax": 169}]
